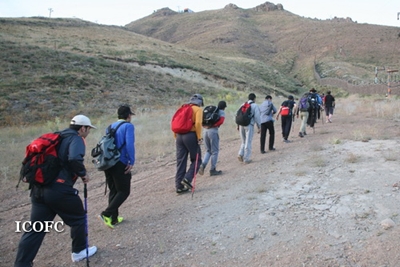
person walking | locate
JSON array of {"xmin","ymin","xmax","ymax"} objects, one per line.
[
  {"xmin": 198, "ymin": 101, "xmax": 227, "ymax": 176},
  {"xmin": 323, "ymin": 91, "xmax": 335, "ymax": 123},
  {"xmin": 296, "ymin": 92, "xmax": 311, "ymax": 137},
  {"xmin": 14, "ymin": 115, "xmax": 98, "ymax": 266},
  {"xmin": 259, "ymin": 95, "xmax": 277, "ymax": 153},
  {"xmin": 237, "ymin": 93, "xmax": 261, "ymax": 164},
  {"xmin": 276, "ymin": 95, "xmax": 296, "ymax": 143},
  {"xmin": 174, "ymin": 94, "xmax": 204, "ymax": 194},
  {"xmin": 100, "ymin": 105, "xmax": 135, "ymax": 228}
]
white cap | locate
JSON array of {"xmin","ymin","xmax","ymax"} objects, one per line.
[{"xmin": 70, "ymin": 115, "xmax": 97, "ymax": 129}]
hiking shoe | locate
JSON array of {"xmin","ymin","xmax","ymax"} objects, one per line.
[
  {"xmin": 303, "ymin": 132, "xmax": 307, "ymax": 136},
  {"xmin": 244, "ymin": 160, "xmax": 252, "ymax": 164},
  {"xmin": 112, "ymin": 216, "xmax": 124, "ymax": 225},
  {"xmin": 284, "ymin": 139, "xmax": 291, "ymax": 143},
  {"xmin": 299, "ymin": 132, "xmax": 304, "ymax": 138},
  {"xmin": 99, "ymin": 214, "xmax": 114, "ymax": 229},
  {"xmin": 198, "ymin": 164, "xmax": 205, "ymax": 175},
  {"xmin": 71, "ymin": 246, "xmax": 97, "ymax": 262},
  {"xmin": 210, "ymin": 169, "xmax": 222, "ymax": 176},
  {"xmin": 181, "ymin": 178, "xmax": 193, "ymax": 189},
  {"xmin": 238, "ymin": 155, "xmax": 243, "ymax": 162},
  {"xmin": 261, "ymin": 150, "xmax": 266, "ymax": 154},
  {"xmin": 269, "ymin": 148, "xmax": 276, "ymax": 151},
  {"xmin": 176, "ymin": 187, "xmax": 189, "ymax": 194}
]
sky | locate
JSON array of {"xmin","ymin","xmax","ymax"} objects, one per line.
[{"xmin": 1, "ymin": 0, "xmax": 399, "ymax": 27}]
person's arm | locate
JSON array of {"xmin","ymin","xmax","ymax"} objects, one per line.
[
  {"xmin": 194, "ymin": 106, "xmax": 203, "ymax": 141},
  {"xmin": 68, "ymin": 136, "xmax": 87, "ymax": 177}
]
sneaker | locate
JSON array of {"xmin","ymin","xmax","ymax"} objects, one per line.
[
  {"xmin": 303, "ymin": 132, "xmax": 307, "ymax": 136},
  {"xmin": 299, "ymin": 132, "xmax": 304, "ymax": 138},
  {"xmin": 181, "ymin": 178, "xmax": 193, "ymax": 189},
  {"xmin": 99, "ymin": 214, "xmax": 114, "ymax": 229},
  {"xmin": 176, "ymin": 187, "xmax": 189, "ymax": 194},
  {"xmin": 71, "ymin": 246, "xmax": 97, "ymax": 262},
  {"xmin": 260, "ymin": 150, "xmax": 266, "ymax": 154},
  {"xmin": 112, "ymin": 216, "xmax": 124, "ymax": 225},
  {"xmin": 284, "ymin": 139, "xmax": 291, "ymax": 143},
  {"xmin": 269, "ymin": 148, "xmax": 276, "ymax": 151},
  {"xmin": 238, "ymin": 155, "xmax": 243, "ymax": 162},
  {"xmin": 209, "ymin": 169, "xmax": 222, "ymax": 176},
  {"xmin": 244, "ymin": 160, "xmax": 252, "ymax": 164},
  {"xmin": 198, "ymin": 164, "xmax": 205, "ymax": 175}
]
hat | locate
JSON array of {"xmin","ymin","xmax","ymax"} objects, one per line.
[
  {"xmin": 70, "ymin": 115, "xmax": 97, "ymax": 129},
  {"xmin": 189, "ymin": 94, "xmax": 204, "ymax": 106},
  {"xmin": 118, "ymin": 105, "xmax": 135, "ymax": 117},
  {"xmin": 218, "ymin": 100, "xmax": 227, "ymax": 109}
]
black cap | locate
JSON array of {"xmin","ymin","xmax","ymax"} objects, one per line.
[
  {"xmin": 218, "ymin": 101, "xmax": 227, "ymax": 109},
  {"xmin": 118, "ymin": 105, "xmax": 135, "ymax": 117}
]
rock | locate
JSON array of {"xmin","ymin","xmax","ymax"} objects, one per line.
[{"xmin": 380, "ymin": 218, "xmax": 395, "ymax": 230}]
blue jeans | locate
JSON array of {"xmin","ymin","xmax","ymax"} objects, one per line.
[{"xmin": 202, "ymin": 128, "xmax": 220, "ymax": 170}]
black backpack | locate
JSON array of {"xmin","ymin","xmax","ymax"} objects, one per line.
[
  {"xmin": 202, "ymin": 105, "xmax": 220, "ymax": 127},
  {"xmin": 235, "ymin": 101, "xmax": 253, "ymax": 126}
]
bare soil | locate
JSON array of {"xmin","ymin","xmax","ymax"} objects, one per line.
[{"xmin": 2, "ymin": 100, "xmax": 400, "ymax": 267}]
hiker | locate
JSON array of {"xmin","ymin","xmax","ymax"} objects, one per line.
[
  {"xmin": 259, "ymin": 95, "xmax": 277, "ymax": 153},
  {"xmin": 323, "ymin": 91, "xmax": 335, "ymax": 123},
  {"xmin": 296, "ymin": 92, "xmax": 310, "ymax": 137},
  {"xmin": 276, "ymin": 95, "xmax": 296, "ymax": 143},
  {"xmin": 199, "ymin": 101, "xmax": 227, "ymax": 176},
  {"xmin": 237, "ymin": 93, "xmax": 261, "ymax": 164},
  {"xmin": 99, "ymin": 105, "xmax": 135, "ymax": 228},
  {"xmin": 307, "ymin": 88, "xmax": 322, "ymax": 127},
  {"xmin": 174, "ymin": 94, "xmax": 203, "ymax": 194},
  {"xmin": 14, "ymin": 115, "xmax": 97, "ymax": 266}
]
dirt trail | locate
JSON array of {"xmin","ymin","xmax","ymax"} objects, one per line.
[{"xmin": 2, "ymin": 99, "xmax": 400, "ymax": 267}]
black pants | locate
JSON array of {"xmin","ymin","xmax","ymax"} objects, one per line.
[
  {"xmin": 15, "ymin": 184, "xmax": 86, "ymax": 267},
  {"xmin": 260, "ymin": 121, "xmax": 275, "ymax": 151},
  {"xmin": 281, "ymin": 116, "xmax": 292, "ymax": 140},
  {"xmin": 175, "ymin": 132, "xmax": 202, "ymax": 190},
  {"xmin": 102, "ymin": 161, "xmax": 132, "ymax": 223}
]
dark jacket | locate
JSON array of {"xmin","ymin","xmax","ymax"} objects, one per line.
[{"xmin": 54, "ymin": 128, "xmax": 87, "ymax": 187}]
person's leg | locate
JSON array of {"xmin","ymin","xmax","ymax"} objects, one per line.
[
  {"xmin": 266, "ymin": 121, "xmax": 275, "ymax": 149},
  {"xmin": 46, "ymin": 185, "xmax": 87, "ymax": 253},
  {"xmin": 175, "ymin": 134, "xmax": 188, "ymax": 190},
  {"xmin": 281, "ymin": 118, "xmax": 286, "ymax": 139},
  {"xmin": 202, "ymin": 130, "xmax": 211, "ymax": 168},
  {"xmin": 209, "ymin": 129, "xmax": 219, "ymax": 170},
  {"xmin": 244, "ymin": 126, "xmax": 254, "ymax": 162},
  {"xmin": 101, "ymin": 162, "xmax": 131, "ymax": 223},
  {"xmin": 238, "ymin": 126, "xmax": 245, "ymax": 158},
  {"xmin": 260, "ymin": 122, "xmax": 267, "ymax": 152},
  {"xmin": 286, "ymin": 117, "xmax": 292, "ymax": 139},
  {"xmin": 183, "ymin": 132, "xmax": 201, "ymax": 183},
  {"xmin": 15, "ymin": 187, "xmax": 56, "ymax": 267}
]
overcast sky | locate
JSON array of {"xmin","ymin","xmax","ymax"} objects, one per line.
[{"xmin": 1, "ymin": 0, "xmax": 399, "ymax": 27}]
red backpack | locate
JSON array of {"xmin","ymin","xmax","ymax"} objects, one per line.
[
  {"xmin": 17, "ymin": 132, "xmax": 63, "ymax": 188},
  {"xmin": 171, "ymin": 104, "xmax": 194, "ymax": 134}
]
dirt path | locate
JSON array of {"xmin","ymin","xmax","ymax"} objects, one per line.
[{"xmin": 2, "ymin": 99, "xmax": 400, "ymax": 267}]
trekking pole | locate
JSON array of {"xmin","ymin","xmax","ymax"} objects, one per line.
[
  {"xmin": 191, "ymin": 146, "xmax": 200, "ymax": 199},
  {"xmin": 84, "ymin": 183, "xmax": 90, "ymax": 267}
]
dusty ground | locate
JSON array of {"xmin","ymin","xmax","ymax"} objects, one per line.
[{"xmin": 2, "ymin": 98, "xmax": 400, "ymax": 267}]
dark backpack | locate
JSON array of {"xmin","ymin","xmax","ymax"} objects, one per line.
[
  {"xmin": 91, "ymin": 122, "xmax": 127, "ymax": 171},
  {"xmin": 202, "ymin": 105, "xmax": 220, "ymax": 127},
  {"xmin": 235, "ymin": 101, "xmax": 253, "ymax": 126},
  {"xmin": 308, "ymin": 93, "xmax": 318, "ymax": 111},
  {"xmin": 18, "ymin": 132, "xmax": 63, "ymax": 189},
  {"xmin": 299, "ymin": 96, "xmax": 310, "ymax": 111},
  {"xmin": 171, "ymin": 104, "xmax": 194, "ymax": 134}
]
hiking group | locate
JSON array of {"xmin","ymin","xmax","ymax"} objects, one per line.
[{"xmin": 14, "ymin": 89, "xmax": 334, "ymax": 266}]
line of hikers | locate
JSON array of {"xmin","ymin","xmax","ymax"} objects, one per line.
[{"xmin": 172, "ymin": 89, "xmax": 334, "ymax": 194}]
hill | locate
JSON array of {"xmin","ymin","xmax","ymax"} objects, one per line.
[
  {"xmin": 126, "ymin": 2, "xmax": 399, "ymax": 93},
  {"xmin": 1, "ymin": 2, "xmax": 399, "ymax": 126}
]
